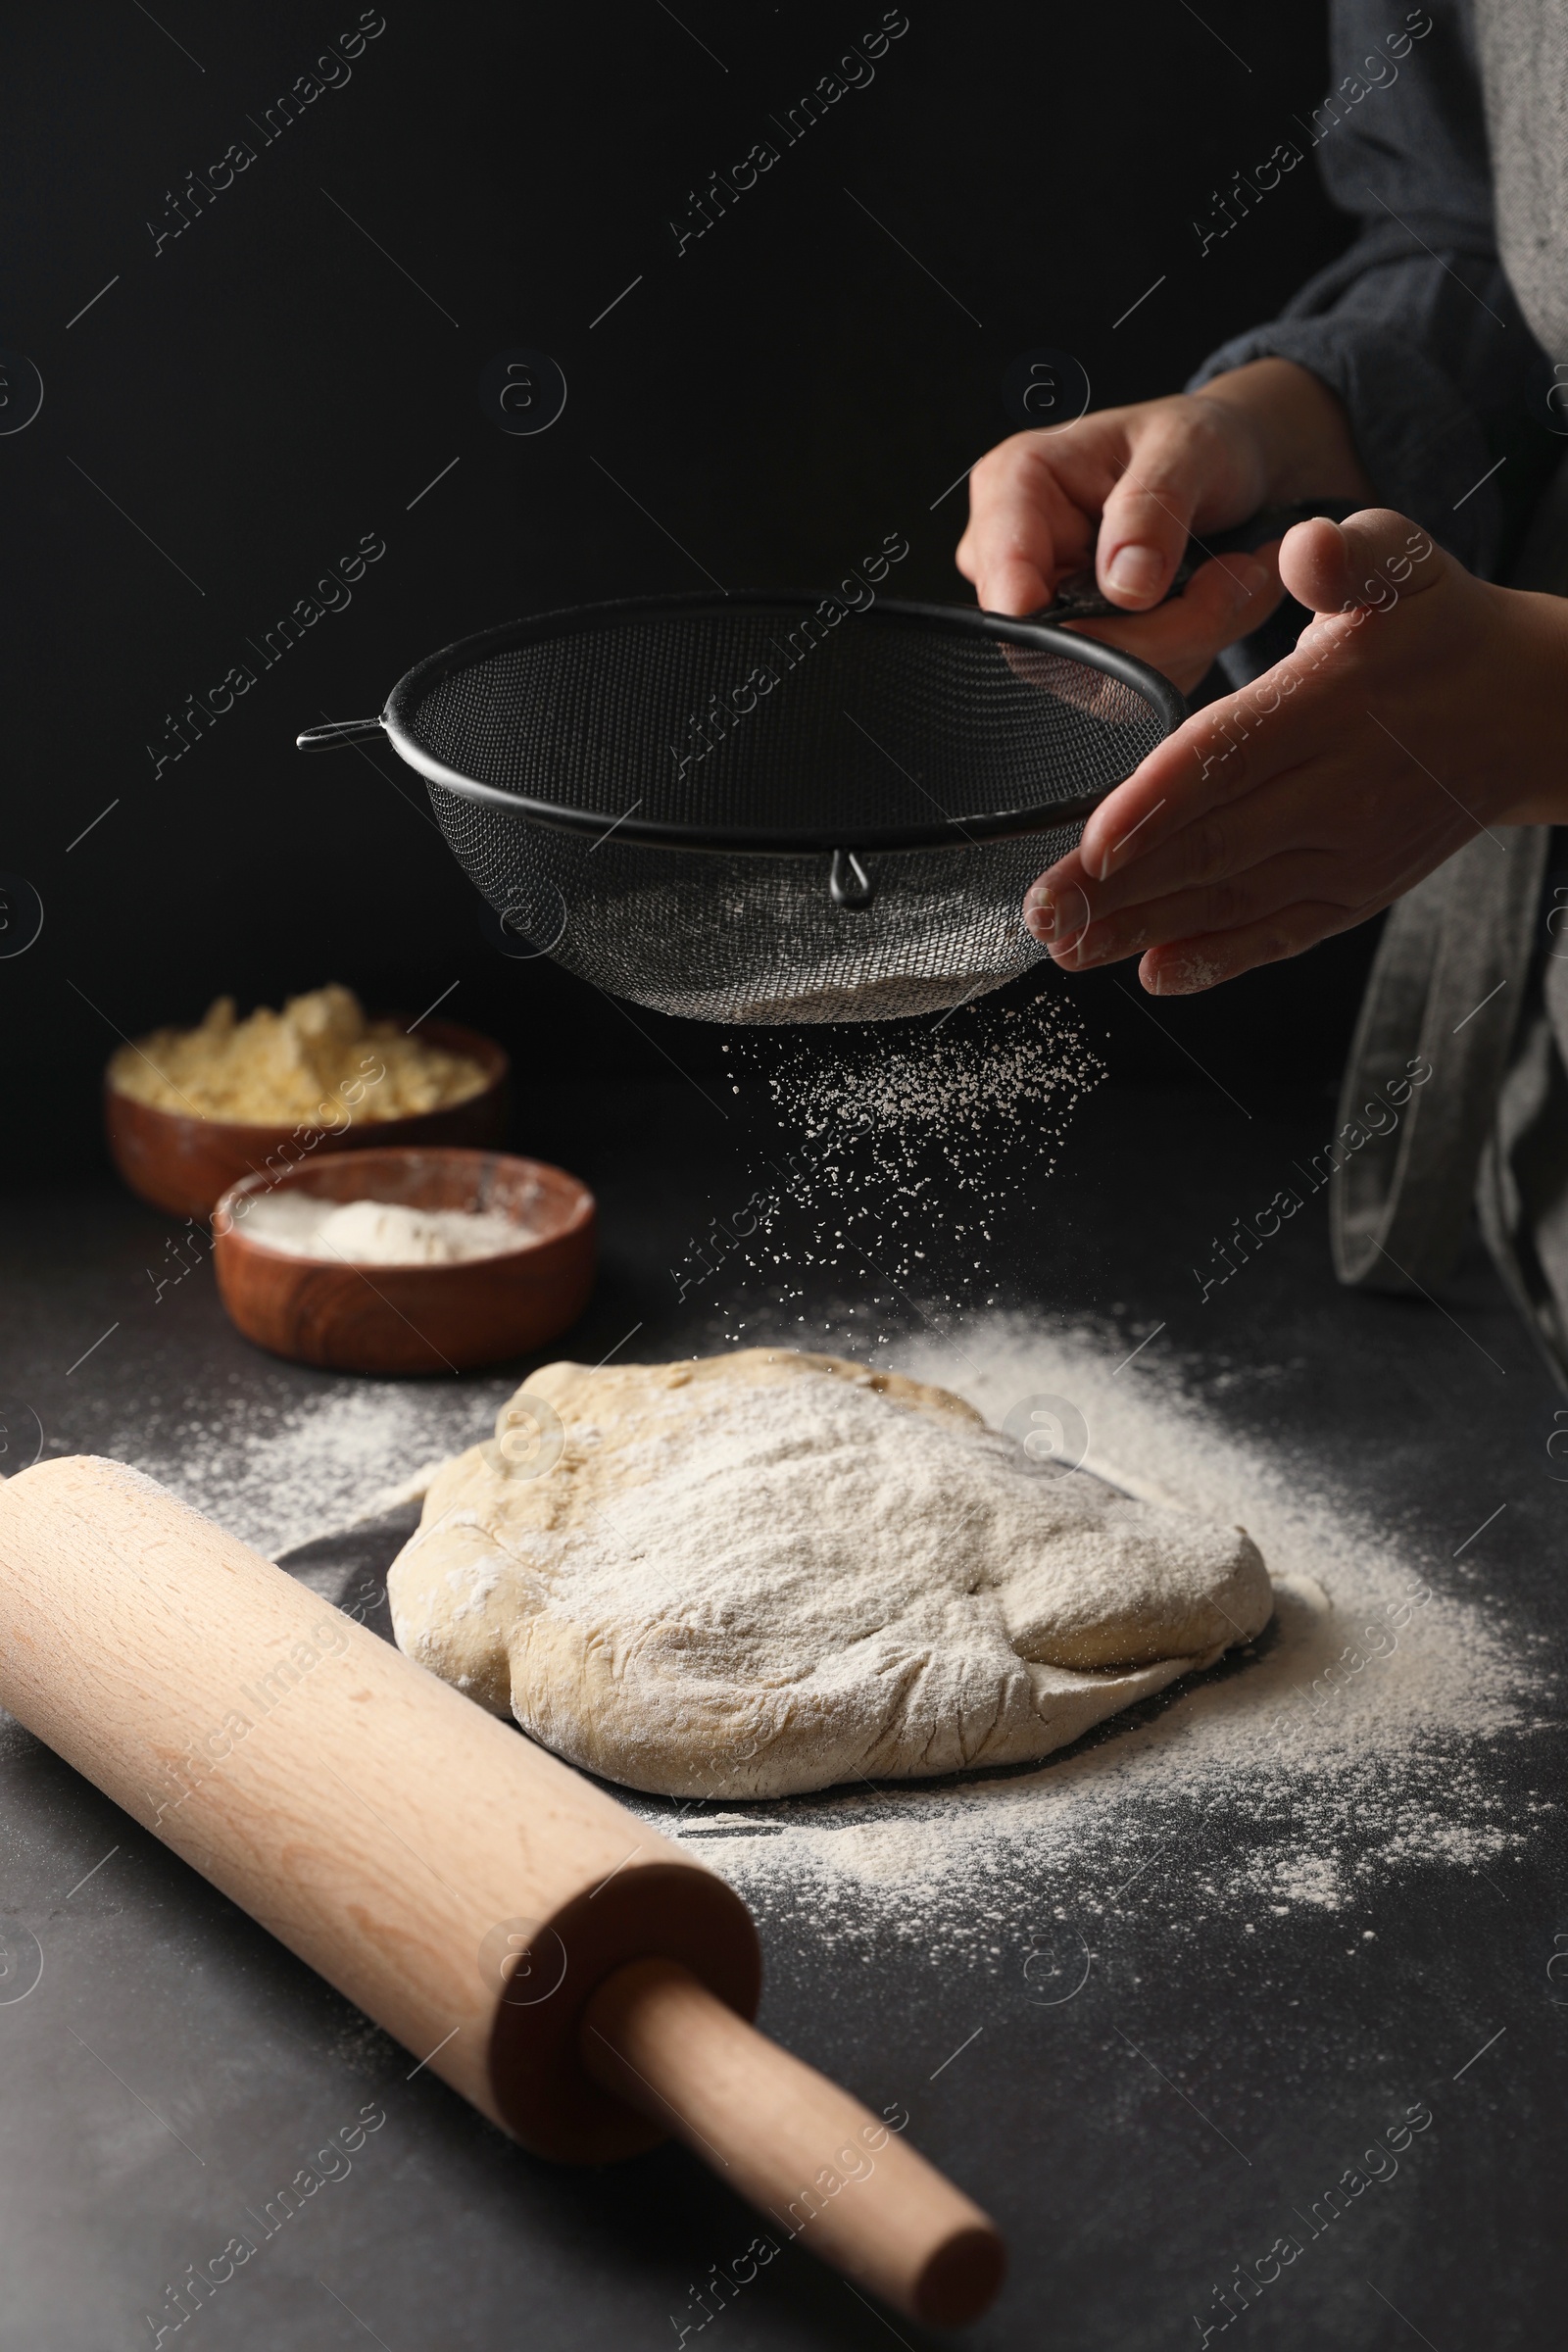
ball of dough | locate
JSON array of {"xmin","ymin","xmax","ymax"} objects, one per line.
[{"xmin": 386, "ymin": 1349, "xmax": 1272, "ymax": 1798}]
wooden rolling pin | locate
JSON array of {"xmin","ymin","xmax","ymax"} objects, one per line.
[{"xmin": 0, "ymin": 1457, "xmax": 1004, "ymax": 2328}]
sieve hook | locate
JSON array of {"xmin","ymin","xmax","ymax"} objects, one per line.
[
  {"xmin": 295, "ymin": 717, "xmax": 387, "ymax": 752},
  {"xmin": 829, "ymin": 850, "xmax": 874, "ymax": 910}
]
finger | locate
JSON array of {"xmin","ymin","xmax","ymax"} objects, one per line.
[
  {"xmin": 1030, "ymin": 718, "xmax": 1475, "ymax": 952},
  {"xmin": 1137, "ymin": 905, "xmax": 1354, "ymax": 995},
  {"xmin": 1076, "ymin": 639, "xmax": 1347, "ymax": 883},
  {"xmin": 1030, "ymin": 791, "xmax": 1317, "ymax": 942},
  {"xmin": 1045, "ymin": 851, "xmax": 1354, "ymax": 970},
  {"xmin": 961, "ymin": 532, "xmax": 1056, "ymax": 620},
  {"xmin": 1023, "ymin": 868, "xmax": 1094, "ymax": 951},
  {"xmin": 957, "ymin": 433, "xmax": 1107, "ymax": 615},
  {"xmin": 1038, "ymin": 752, "xmax": 1353, "ymax": 929},
  {"xmin": 1094, "ymin": 407, "xmax": 1247, "ymax": 608},
  {"xmin": 1279, "ymin": 507, "xmax": 1444, "ymax": 618},
  {"xmin": 1066, "ymin": 551, "xmax": 1280, "ymax": 694}
]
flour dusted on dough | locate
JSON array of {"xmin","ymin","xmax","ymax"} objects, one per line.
[{"xmin": 385, "ymin": 1350, "xmax": 1272, "ymax": 1798}]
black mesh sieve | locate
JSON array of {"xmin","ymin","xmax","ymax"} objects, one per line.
[{"xmin": 299, "ymin": 592, "xmax": 1186, "ymax": 1023}]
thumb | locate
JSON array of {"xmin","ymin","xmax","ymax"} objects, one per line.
[
  {"xmin": 1278, "ymin": 507, "xmax": 1446, "ymax": 618},
  {"xmin": 1095, "ymin": 452, "xmax": 1203, "ymax": 610},
  {"xmin": 1094, "ymin": 405, "xmax": 1250, "ymax": 610}
]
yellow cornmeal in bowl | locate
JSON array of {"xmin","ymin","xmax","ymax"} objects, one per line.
[{"xmin": 107, "ymin": 984, "xmax": 490, "ymax": 1124}]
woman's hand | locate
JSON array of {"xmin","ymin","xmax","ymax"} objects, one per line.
[
  {"xmin": 956, "ymin": 358, "xmax": 1372, "ymax": 692},
  {"xmin": 1022, "ymin": 507, "xmax": 1568, "ymax": 994}
]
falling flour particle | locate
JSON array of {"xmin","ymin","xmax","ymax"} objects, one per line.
[{"xmin": 726, "ymin": 988, "xmax": 1105, "ymax": 1294}]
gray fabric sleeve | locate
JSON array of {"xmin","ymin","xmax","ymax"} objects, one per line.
[{"xmin": 1186, "ymin": 0, "xmax": 1543, "ymax": 580}]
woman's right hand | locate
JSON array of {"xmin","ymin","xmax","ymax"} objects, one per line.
[{"xmin": 955, "ymin": 358, "xmax": 1374, "ymax": 692}]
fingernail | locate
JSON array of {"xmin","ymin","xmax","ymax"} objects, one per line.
[
  {"xmin": 1023, "ymin": 888, "xmax": 1060, "ymax": 942},
  {"xmin": 1105, "ymin": 545, "xmax": 1163, "ymax": 602},
  {"xmin": 1025, "ymin": 881, "xmax": 1090, "ymax": 944},
  {"xmin": 1230, "ymin": 555, "xmax": 1268, "ymax": 599},
  {"xmin": 1150, "ymin": 953, "xmax": 1209, "ymax": 997}
]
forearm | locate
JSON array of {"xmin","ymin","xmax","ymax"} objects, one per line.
[
  {"xmin": 1490, "ymin": 588, "xmax": 1568, "ymax": 825},
  {"xmin": 1185, "ymin": 3, "xmax": 1529, "ymax": 580},
  {"xmin": 1195, "ymin": 358, "xmax": 1376, "ymax": 509}
]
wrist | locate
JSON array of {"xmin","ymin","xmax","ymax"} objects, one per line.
[
  {"xmin": 1483, "ymin": 586, "xmax": 1568, "ymax": 826},
  {"xmin": 1194, "ymin": 358, "xmax": 1375, "ymax": 510}
]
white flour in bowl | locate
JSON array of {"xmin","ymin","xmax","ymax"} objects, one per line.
[{"xmin": 236, "ymin": 1193, "xmax": 531, "ymax": 1264}]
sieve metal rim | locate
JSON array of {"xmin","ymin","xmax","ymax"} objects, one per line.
[{"xmin": 312, "ymin": 592, "xmax": 1186, "ymax": 857}]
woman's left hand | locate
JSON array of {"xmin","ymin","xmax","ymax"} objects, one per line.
[{"xmin": 1023, "ymin": 506, "xmax": 1568, "ymax": 993}]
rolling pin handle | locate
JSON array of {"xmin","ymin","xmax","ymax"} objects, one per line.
[{"xmin": 581, "ymin": 1957, "xmax": 1005, "ymax": 2328}]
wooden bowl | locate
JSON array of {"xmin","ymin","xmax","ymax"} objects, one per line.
[
  {"xmin": 104, "ymin": 1016, "xmax": 509, "ymax": 1220},
  {"xmin": 212, "ymin": 1147, "xmax": 596, "ymax": 1375}
]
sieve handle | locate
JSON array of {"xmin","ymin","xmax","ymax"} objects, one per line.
[
  {"xmin": 1038, "ymin": 499, "xmax": 1359, "ymax": 623},
  {"xmin": 295, "ymin": 717, "xmax": 388, "ymax": 752}
]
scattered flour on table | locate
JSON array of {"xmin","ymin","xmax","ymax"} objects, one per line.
[
  {"xmin": 109, "ymin": 1379, "xmax": 508, "ymax": 1562},
  {"xmin": 115, "ymin": 1308, "xmax": 1552, "ymax": 1958},
  {"xmin": 623, "ymin": 1310, "xmax": 1552, "ymax": 1954}
]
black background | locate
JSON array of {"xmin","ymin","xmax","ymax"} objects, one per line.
[
  {"xmin": 3, "ymin": 0, "xmax": 1365, "ymax": 1180},
  {"xmin": 8, "ymin": 19, "xmax": 1568, "ymax": 2345}
]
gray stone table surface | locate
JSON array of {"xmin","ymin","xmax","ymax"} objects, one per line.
[{"xmin": 0, "ymin": 1076, "xmax": 1563, "ymax": 2351}]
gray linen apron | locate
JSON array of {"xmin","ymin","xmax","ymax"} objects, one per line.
[
  {"xmin": 1329, "ymin": 483, "xmax": 1568, "ymax": 1378},
  {"xmin": 1329, "ymin": 2, "xmax": 1568, "ymax": 1385}
]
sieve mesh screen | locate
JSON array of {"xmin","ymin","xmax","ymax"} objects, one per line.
[
  {"xmin": 405, "ymin": 605, "xmax": 1159, "ymax": 831},
  {"xmin": 376, "ymin": 595, "xmax": 1182, "ymax": 1023}
]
